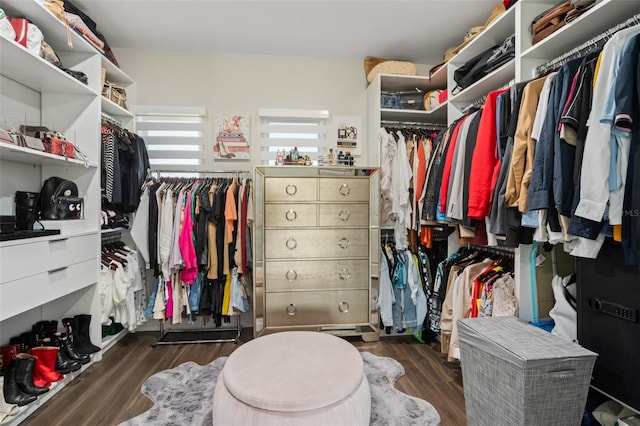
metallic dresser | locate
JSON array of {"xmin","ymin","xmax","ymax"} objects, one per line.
[{"xmin": 253, "ymin": 166, "xmax": 380, "ymax": 341}]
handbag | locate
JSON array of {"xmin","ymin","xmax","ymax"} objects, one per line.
[
  {"xmin": 51, "ymin": 197, "xmax": 84, "ymax": 220},
  {"xmin": 0, "ymin": 128, "xmax": 14, "ymax": 145},
  {"xmin": 10, "ymin": 133, "xmax": 46, "ymax": 151},
  {"xmin": 37, "ymin": 177, "xmax": 83, "ymax": 220},
  {"xmin": 44, "ymin": 137, "xmax": 75, "ymax": 159},
  {"xmin": 398, "ymin": 90, "xmax": 424, "ymax": 110},
  {"xmin": 102, "ymin": 81, "xmax": 127, "ymax": 109},
  {"xmin": 530, "ymin": 0, "xmax": 574, "ymax": 44}
]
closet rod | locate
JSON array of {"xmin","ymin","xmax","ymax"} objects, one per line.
[
  {"xmin": 101, "ymin": 230, "xmax": 122, "ymax": 244},
  {"xmin": 150, "ymin": 169, "xmax": 251, "ymax": 178},
  {"xmin": 535, "ymin": 12, "xmax": 640, "ymax": 76},
  {"xmin": 101, "ymin": 113, "xmax": 124, "ymax": 128},
  {"xmin": 381, "ymin": 120, "xmax": 447, "ymax": 129},
  {"xmin": 467, "ymin": 243, "xmax": 515, "ymax": 257}
]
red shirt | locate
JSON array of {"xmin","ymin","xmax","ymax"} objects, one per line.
[{"xmin": 467, "ymin": 87, "xmax": 509, "ymax": 220}]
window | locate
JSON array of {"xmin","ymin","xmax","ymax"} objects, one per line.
[
  {"xmin": 134, "ymin": 106, "xmax": 207, "ymax": 171},
  {"xmin": 258, "ymin": 108, "xmax": 329, "ymax": 165}
]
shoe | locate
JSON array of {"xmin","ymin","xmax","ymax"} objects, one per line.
[
  {"xmin": 217, "ymin": 141, "xmax": 235, "ymax": 158},
  {"xmin": 11, "ymin": 354, "xmax": 49, "ymax": 396},
  {"xmin": 28, "ymin": 346, "xmax": 63, "ymax": 388},
  {"xmin": 2, "ymin": 365, "xmax": 37, "ymax": 407},
  {"xmin": 73, "ymin": 315, "xmax": 100, "ymax": 354},
  {"xmin": 0, "ymin": 376, "xmax": 20, "ymax": 423},
  {"xmin": 59, "ymin": 335, "xmax": 90, "ymax": 365}
]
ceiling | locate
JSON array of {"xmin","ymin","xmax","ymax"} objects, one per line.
[{"xmin": 73, "ymin": 0, "xmax": 501, "ymax": 65}]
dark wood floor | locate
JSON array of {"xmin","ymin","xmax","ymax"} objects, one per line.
[{"xmin": 22, "ymin": 330, "xmax": 467, "ymax": 426}]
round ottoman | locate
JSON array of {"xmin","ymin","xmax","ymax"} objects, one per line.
[{"xmin": 212, "ymin": 331, "xmax": 370, "ymax": 426}]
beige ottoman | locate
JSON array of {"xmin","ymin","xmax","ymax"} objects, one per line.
[{"xmin": 212, "ymin": 331, "xmax": 371, "ymax": 425}]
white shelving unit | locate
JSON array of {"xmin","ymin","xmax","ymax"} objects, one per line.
[
  {"xmin": 0, "ymin": 0, "xmax": 135, "ymax": 422},
  {"xmin": 365, "ymin": 73, "xmax": 447, "ymax": 165},
  {"xmin": 365, "ymin": 0, "xmax": 640, "ymax": 326}
]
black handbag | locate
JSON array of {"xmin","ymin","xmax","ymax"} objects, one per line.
[
  {"xmin": 398, "ymin": 91, "xmax": 424, "ymax": 110},
  {"xmin": 453, "ymin": 34, "xmax": 515, "ymax": 91},
  {"xmin": 37, "ymin": 177, "xmax": 83, "ymax": 220}
]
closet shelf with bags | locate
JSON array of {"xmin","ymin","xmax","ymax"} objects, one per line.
[{"xmin": 519, "ymin": 0, "xmax": 640, "ymax": 71}]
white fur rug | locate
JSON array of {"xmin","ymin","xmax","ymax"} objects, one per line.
[{"xmin": 120, "ymin": 351, "xmax": 441, "ymax": 426}]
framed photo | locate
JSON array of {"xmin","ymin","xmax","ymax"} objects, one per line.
[
  {"xmin": 332, "ymin": 116, "xmax": 362, "ymax": 157},
  {"xmin": 213, "ymin": 113, "xmax": 250, "ymax": 160}
]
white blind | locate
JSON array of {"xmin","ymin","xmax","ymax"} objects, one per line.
[
  {"xmin": 259, "ymin": 108, "xmax": 329, "ymax": 165},
  {"xmin": 134, "ymin": 106, "xmax": 207, "ymax": 171}
]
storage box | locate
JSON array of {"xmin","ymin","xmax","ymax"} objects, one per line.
[{"xmin": 458, "ymin": 316, "xmax": 598, "ymax": 426}]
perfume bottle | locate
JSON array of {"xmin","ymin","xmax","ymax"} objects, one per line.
[
  {"xmin": 276, "ymin": 149, "xmax": 284, "ymax": 165},
  {"xmin": 328, "ymin": 149, "xmax": 335, "ymax": 165}
]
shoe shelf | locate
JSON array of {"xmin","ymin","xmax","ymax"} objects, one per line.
[
  {"xmin": 2, "ymin": 353, "xmax": 99, "ymax": 426},
  {"xmin": 101, "ymin": 328, "xmax": 128, "ymax": 354}
]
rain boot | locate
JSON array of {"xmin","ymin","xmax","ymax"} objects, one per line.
[
  {"xmin": 2, "ymin": 365, "xmax": 36, "ymax": 406},
  {"xmin": 12, "ymin": 354, "xmax": 49, "ymax": 396},
  {"xmin": 28, "ymin": 346, "xmax": 63, "ymax": 387}
]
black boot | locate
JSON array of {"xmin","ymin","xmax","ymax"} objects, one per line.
[
  {"xmin": 59, "ymin": 335, "xmax": 90, "ymax": 365},
  {"xmin": 73, "ymin": 315, "xmax": 100, "ymax": 354},
  {"xmin": 32, "ymin": 320, "xmax": 58, "ymax": 344},
  {"xmin": 2, "ymin": 365, "xmax": 37, "ymax": 406},
  {"xmin": 9, "ymin": 332, "xmax": 38, "ymax": 353},
  {"xmin": 11, "ymin": 354, "xmax": 49, "ymax": 396},
  {"xmin": 53, "ymin": 338, "xmax": 81, "ymax": 374}
]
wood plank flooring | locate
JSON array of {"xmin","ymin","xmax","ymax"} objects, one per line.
[{"xmin": 22, "ymin": 330, "xmax": 467, "ymax": 426}]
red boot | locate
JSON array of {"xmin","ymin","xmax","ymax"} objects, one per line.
[{"xmin": 28, "ymin": 347, "xmax": 64, "ymax": 387}]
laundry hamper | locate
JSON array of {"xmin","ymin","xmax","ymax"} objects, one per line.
[{"xmin": 458, "ymin": 316, "xmax": 597, "ymax": 426}]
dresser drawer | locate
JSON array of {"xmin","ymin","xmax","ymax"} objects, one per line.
[
  {"xmin": 265, "ymin": 229, "xmax": 368, "ymax": 259},
  {"xmin": 0, "ymin": 233, "xmax": 97, "ymax": 284},
  {"xmin": 318, "ymin": 203, "xmax": 369, "ymax": 227},
  {"xmin": 265, "ymin": 177, "xmax": 317, "ymax": 202},
  {"xmin": 318, "ymin": 178, "xmax": 370, "ymax": 202},
  {"xmin": 265, "ymin": 259, "xmax": 369, "ymax": 291},
  {"xmin": 265, "ymin": 289, "xmax": 369, "ymax": 326},
  {"xmin": 0, "ymin": 257, "xmax": 97, "ymax": 321},
  {"xmin": 265, "ymin": 204, "xmax": 317, "ymax": 227}
]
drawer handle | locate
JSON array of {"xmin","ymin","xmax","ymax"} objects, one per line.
[
  {"xmin": 339, "ymin": 183, "xmax": 351, "ymax": 196},
  {"xmin": 338, "ymin": 237, "xmax": 350, "ymax": 249},
  {"xmin": 285, "ymin": 270, "xmax": 298, "ymax": 281},
  {"xmin": 338, "ymin": 268, "xmax": 350, "ymax": 280},
  {"xmin": 338, "ymin": 301, "xmax": 350, "ymax": 313},
  {"xmin": 285, "ymin": 209, "xmax": 297, "ymax": 221},
  {"xmin": 286, "ymin": 238, "xmax": 297, "ymax": 250},
  {"xmin": 285, "ymin": 184, "xmax": 298, "ymax": 196},
  {"xmin": 286, "ymin": 303, "xmax": 297, "ymax": 316},
  {"xmin": 338, "ymin": 210, "xmax": 350, "ymax": 221},
  {"xmin": 48, "ymin": 266, "xmax": 68, "ymax": 274},
  {"xmin": 49, "ymin": 238, "xmax": 69, "ymax": 243}
]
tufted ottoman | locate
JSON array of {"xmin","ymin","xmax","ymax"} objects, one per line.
[{"xmin": 212, "ymin": 331, "xmax": 371, "ymax": 425}]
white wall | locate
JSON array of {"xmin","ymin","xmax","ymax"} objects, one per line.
[{"xmin": 113, "ymin": 48, "xmax": 373, "ymax": 168}]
